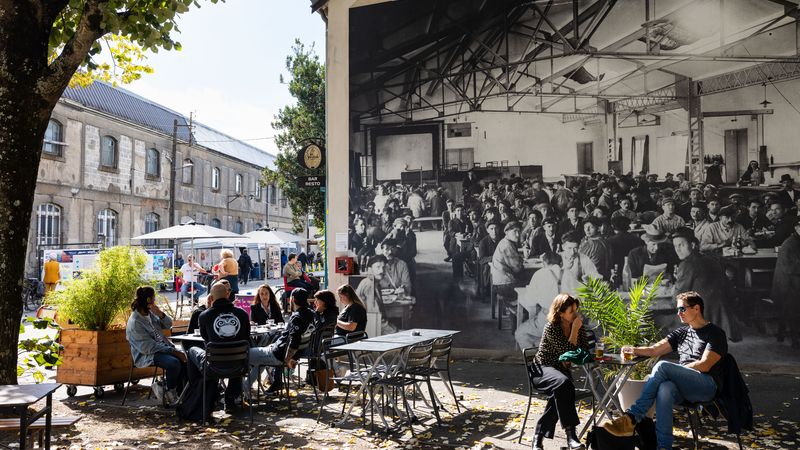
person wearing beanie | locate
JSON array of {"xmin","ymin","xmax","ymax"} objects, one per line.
[{"xmin": 247, "ymin": 288, "xmax": 315, "ymax": 395}]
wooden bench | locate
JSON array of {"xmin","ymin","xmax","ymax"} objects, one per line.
[{"xmin": 0, "ymin": 416, "xmax": 81, "ymax": 448}]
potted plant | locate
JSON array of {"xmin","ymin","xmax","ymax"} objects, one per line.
[
  {"xmin": 577, "ymin": 273, "xmax": 664, "ymax": 413},
  {"xmin": 48, "ymin": 246, "xmax": 166, "ymax": 396}
]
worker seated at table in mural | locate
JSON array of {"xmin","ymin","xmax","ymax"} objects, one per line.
[
  {"xmin": 530, "ymin": 216, "xmax": 561, "ymax": 256},
  {"xmin": 686, "ymin": 203, "xmax": 711, "ymax": 238},
  {"xmin": 477, "ymin": 220, "xmax": 502, "ymax": 299},
  {"xmin": 772, "ymin": 216, "xmax": 800, "ymax": 349},
  {"xmin": 651, "ymin": 197, "xmax": 686, "ymax": 236},
  {"xmin": 625, "ymin": 227, "xmax": 677, "ymax": 286},
  {"xmin": 579, "ymin": 217, "xmax": 612, "ymax": 280},
  {"xmin": 515, "ymin": 252, "xmax": 562, "ymax": 351},
  {"xmin": 385, "ymin": 215, "xmax": 417, "ymax": 284},
  {"xmin": 601, "ymin": 291, "xmax": 728, "ymax": 450},
  {"xmin": 528, "ymin": 293, "xmax": 589, "ymax": 450},
  {"xmin": 736, "ymin": 199, "xmax": 771, "ymax": 236},
  {"xmin": 698, "ymin": 205, "xmax": 755, "ymax": 255},
  {"xmin": 671, "ymin": 228, "xmax": 740, "ymax": 342},
  {"xmin": 355, "ymin": 255, "xmax": 403, "ymax": 334},
  {"xmin": 764, "ymin": 202, "xmax": 794, "ymax": 248},
  {"xmin": 491, "ymin": 221, "xmax": 525, "ymax": 318},
  {"xmin": 559, "ymin": 231, "xmax": 600, "ymax": 296}
]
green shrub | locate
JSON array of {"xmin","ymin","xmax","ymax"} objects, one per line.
[{"xmin": 48, "ymin": 246, "xmax": 149, "ymax": 330}]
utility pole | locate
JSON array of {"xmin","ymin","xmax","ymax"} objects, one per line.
[{"xmin": 169, "ymin": 114, "xmax": 193, "ymax": 249}]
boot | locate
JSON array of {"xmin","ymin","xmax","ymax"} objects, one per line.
[
  {"xmin": 564, "ymin": 427, "xmax": 585, "ymax": 450},
  {"xmin": 531, "ymin": 433, "xmax": 544, "ymax": 450}
]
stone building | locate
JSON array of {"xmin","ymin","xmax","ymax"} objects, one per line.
[{"xmin": 27, "ymin": 81, "xmax": 293, "ymax": 276}]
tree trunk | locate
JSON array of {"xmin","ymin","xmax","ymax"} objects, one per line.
[{"xmin": 0, "ymin": 1, "xmax": 64, "ymax": 384}]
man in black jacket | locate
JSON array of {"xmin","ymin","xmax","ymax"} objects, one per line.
[
  {"xmin": 186, "ymin": 281, "xmax": 251, "ymax": 410},
  {"xmin": 246, "ymin": 288, "xmax": 315, "ymax": 395}
]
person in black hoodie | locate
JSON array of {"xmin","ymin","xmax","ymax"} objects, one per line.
[
  {"xmin": 246, "ymin": 288, "xmax": 315, "ymax": 394},
  {"xmin": 186, "ymin": 281, "xmax": 251, "ymax": 410}
]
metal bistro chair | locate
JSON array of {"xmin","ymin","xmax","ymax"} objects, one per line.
[
  {"xmin": 368, "ymin": 342, "xmax": 437, "ymax": 436},
  {"xmin": 121, "ymin": 356, "xmax": 165, "ymax": 407},
  {"xmin": 406, "ymin": 337, "xmax": 461, "ymax": 414},
  {"xmin": 255, "ymin": 330, "xmax": 313, "ymax": 411},
  {"xmin": 202, "ymin": 340, "xmax": 252, "ymax": 424},
  {"xmin": 315, "ymin": 334, "xmax": 367, "ymax": 422},
  {"xmin": 297, "ymin": 322, "xmax": 336, "ymax": 402},
  {"xmin": 518, "ymin": 347, "xmax": 594, "ymax": 443}
]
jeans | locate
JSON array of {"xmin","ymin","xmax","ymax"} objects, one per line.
[
  {"xmin": 152, "ymin": 352, "xmax": 187, "ymax": 391},
  {"xmin": 628, "ymin": 361, "xmax": 717, "ymax": 450},
  {"xmin": 181, "ymin": 281, "xmax": 207, "ymax": 300},
  {"xmin": 247, "ymin": 343, "xmax": 283, "ymax": 390},
  {"xmin": 187, "ymin": 346, "xmax": 242, "ymax": 402}
]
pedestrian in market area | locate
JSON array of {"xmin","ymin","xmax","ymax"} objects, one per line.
[
  {"xmin": 238, "ymin": 248, "xmax": 253, "ymax": 285},
  {"xmin": 42, "ymin": 253, "xmax": 60, "ymax": 294}
]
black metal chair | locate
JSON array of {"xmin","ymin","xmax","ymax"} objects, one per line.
[
  {"xmin": 406, "ymin": 337, "xmax": 461, "ymax": 414},
  {"xmin": 679, "ymin": 354, "xmax": 749, "ymax": 450},
  {"xmin": 202, "ymin": 340, "xmax": 252, "ymax": 424},
  {"xmin": 121, "ymin": 348, "xmax": 165, "ymax": 407},
  {"xmin": 296, "ymin": 322, "xmax": 336, "ymax": 401},
  {"xmin": 255, "ymin": 331, "xmax": 313, "ymax": 411},
  {"xmin": 518, "ymin": 346, "xmax": 594, "ymax": 443}
]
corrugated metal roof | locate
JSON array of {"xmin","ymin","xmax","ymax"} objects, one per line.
[
  {"xmin": 63, "ymin": 81, "xmax": 192, "ymax": 141},
  {"xmin": 61, "ymin": 81, "xmax": 276, "ymax": 169},
  {"xmin": 192, "ymin": 122, "xmax": 275, "ymax": 170}
]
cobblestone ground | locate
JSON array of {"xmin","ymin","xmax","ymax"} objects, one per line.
[{"xmin": 3, "ymin": 358, "xmax": 798, "ymax": 449}]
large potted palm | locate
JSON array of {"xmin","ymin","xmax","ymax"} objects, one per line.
[
  {"xmin": 576, "ymin": 273, "xmax": 664, "ymax": 412},
  {"xmin": 48, "ymin": 246, "xmax": 161, "ymax": 397}
]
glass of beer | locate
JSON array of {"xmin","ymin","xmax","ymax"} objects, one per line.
[
  {"xmin": 621, "ymin": 345, "xmax": 635, "ymax": 361},
  {"xmin": 595, "ymin": 341, "xmax": 605, "ymax": 359}
]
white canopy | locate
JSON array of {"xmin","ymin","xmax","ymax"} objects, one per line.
[
  {"xmin": 244, "ymin": 229, "xmax": 306, "ymax": 246},
  {"xmin": 132, "ymin": 221, "xmax": 243, "ymax": 241}
]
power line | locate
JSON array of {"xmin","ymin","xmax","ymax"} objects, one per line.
[{"xmin": 194, "ymin": 136, "xmax": 276, "ymax": 143}]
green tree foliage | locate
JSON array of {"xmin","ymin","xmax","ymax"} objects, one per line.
[
  {"xmin": 264, "ymin": 40, "xmax": 326, "ymax": 233},
  {"xmin": 0, "ymin": 1, "xmax": 219, "ymax": 383}
]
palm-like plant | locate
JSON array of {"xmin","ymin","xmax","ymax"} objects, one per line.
[{"xmin": 577, "ymin": 273, "xmax": 665, "ymax": 379}]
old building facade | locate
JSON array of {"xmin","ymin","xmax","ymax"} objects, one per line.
[{"xmin": 27, "ymin": 81, "xmax": 292, "ymax": 276}]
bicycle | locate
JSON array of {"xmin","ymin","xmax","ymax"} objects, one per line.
[{"xmin": 21, "ymin": 278, "xmax": 44, "ymax": 312}]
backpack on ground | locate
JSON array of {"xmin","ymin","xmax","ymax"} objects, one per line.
[
  {"xmin": 634, "ymin": 417, "xmax": 657, "ymax": 450},
  {"xmin": 586, "ymin": 426, "xmax": 636, "ymax": 450},
  {"xmin": 176, "ymin": 378, "xmax": 219, "ymax": 422}
]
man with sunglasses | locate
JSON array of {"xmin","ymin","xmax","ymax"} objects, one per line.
[{"xmin": 601, "ymin": 291, "xmax": 727, "ymax": 450}]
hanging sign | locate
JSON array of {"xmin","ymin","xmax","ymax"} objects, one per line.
[{"xmin": 297, "ymin": 142, "xmax": 325, "ymax": 170}]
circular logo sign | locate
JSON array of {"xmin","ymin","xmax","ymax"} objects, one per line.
[{"xmin": 300, "ymin": 143, "xmax": 324, "ymax": 169}]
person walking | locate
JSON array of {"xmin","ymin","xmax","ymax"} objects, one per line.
[
  {"xmin": 238, "ymin": 249, "xmax": 253, "ymax": 286},
  {"xmin": 42, "ymin": 253, "xmax": 60, "ymax": 295}
]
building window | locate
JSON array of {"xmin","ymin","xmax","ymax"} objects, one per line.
[
  {"xmin": 100, "ymin": 136, "xmax": 118, "ymax": 168},
  {"xmin": 210, "ymin": 218, "xmax": 221, "ymax": 229},
  {"xmin": 182, "ymin": 158, "xmax": 193, "ymax": 184},
  {"xmin": 43, "ymin": 119, "xmax": 65, "ymax": 156},
  {"xmin": 254, "ymin": 181, "xmax": 262, "ymax": 201},
  {"xmin": 143, "ymin": 213, "xmax": 160, "ymax": 247},
  {"xmin": 212, "ymin": 167, "xmax": 220, "ymax": 191},
  {"xmin": 97, "ymin": 209, "xmax": 117, "ymax": 247},
  {"xmin": 36, "ymin": 203, "xmax": 61, "ymax": 246},
  {"xmin": 269, "ymin": 184, "xmax": 277, "ymax": 204},
  {"xmin": 446, "ymin": 122, "xmax": 472, "ymax": 138},
  {"xmin": 146, "ymin": 148, "xmax": 160, "ymax": 177},
  {"xmin": 235, "ymin": 174, "xmax": 243, "ymax": 194},
  {"xmin": 233, "ymin": 221, "xmax": 243, "ymax": 234}
]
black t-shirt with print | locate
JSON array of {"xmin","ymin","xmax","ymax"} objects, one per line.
[
  {"xmin": 667, "ymin": 323, "xmax": 727, "ymax": 378},
  {"xmin": 336, "ymin": 303, "xmax": 367, "ymax": 335}
]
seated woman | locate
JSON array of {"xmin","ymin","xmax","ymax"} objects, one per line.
[
  {"xmin": 312, "ymin": 290, "xmax": 339, "ymax": 330},
  {"xmin": 216, "ymin": 249, "xmax": 239, "ymax": 299},
  {"xmin": 283, "ymin": 253, "xmax": 312, "ymax": 291},
  {"xmin": 335, "ymin": 284, "xmax": 368, "ymax": 336},
  {"xmin": 251, "ymin": 284, "xmax": 284, "ymax": 325},
  {"xmin": 125, "ymin": 286, "xmax": 187, "ymax": 405},
  {"xmin": 530, "ymin": 293, "xmax": 588, "ymax": 450}
]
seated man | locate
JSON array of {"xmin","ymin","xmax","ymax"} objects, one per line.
[
  {"xmin": 651, "ymin": 197, "xmax": 685, "ymax": 236},
  {"xmin": 490, "ymin": 221, "xmax": 524, "ymax": 316},
  {"xmin": 559, "ymin": 231, "xmax": 600, "ymax": 295},
  {"xmin": 627, "ymin": 228, "xmax": 677, "ymax": 283},
  {"xmin": 187, "ymin": 281, "xmax": 251, "ymax": 410},
  {"xmin": 247, "ymin": 288, "xmax": 315, "ymax": 395},
  {"xmin": 698, "ymin": 205, "xmax": 755, "ymax": 254},
  {"xmin": 180, "ymin": 255, "xmax": 208, "ymax": 303},
  {"xmin": 601, "ymin": 291, "xmax": 727, "ymax": 450},
  {"xmin": 515, "ymin": 251, "xmax": 561, "ymax": 350}
]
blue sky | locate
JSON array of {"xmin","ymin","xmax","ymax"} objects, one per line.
[{"xmin": 124, "ymin": 0, "xmax": 326, "ymax": 155}]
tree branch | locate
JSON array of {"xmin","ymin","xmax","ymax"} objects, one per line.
[{"xmin": 41, "ymin": 0, "xmax": 108, "ymax": 102}]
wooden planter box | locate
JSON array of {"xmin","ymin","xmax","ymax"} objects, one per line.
[{"xmin": 56, "ymin": 328, "xmax": 162, "ymax": 387}]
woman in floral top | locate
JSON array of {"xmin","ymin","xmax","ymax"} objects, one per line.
[{"xmin": 529, "ymin": 294, "xmax": 589, "ymax": 450}]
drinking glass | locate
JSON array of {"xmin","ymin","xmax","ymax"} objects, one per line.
[
  {"xmin": 621, "ymin": 345, "xmax": 634, "ymax": 361},
  {"xmin": 595, "ymin": 342, "xmax": 605, "ymax": 359}
]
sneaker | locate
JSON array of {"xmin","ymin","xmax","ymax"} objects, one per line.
[
  {"xmin": 164, "ymin": 388, "xmax": 179, "ymax": 406},
  {"xmin": 151, "ymin": 381, "xmax": 164, "ymax": 403},
  {"xmin": 600, "ymin": 413, "xmax": 636, "ymax": 437}
]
